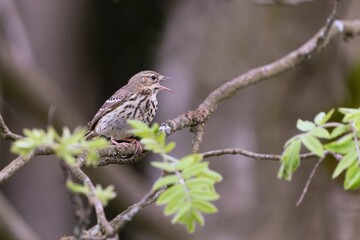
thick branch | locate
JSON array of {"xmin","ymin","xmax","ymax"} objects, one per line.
[
  {"xmin": 191, "ymin": 123, "xmax": 205, "ymax": 153},
  {"xmin": 0, "ymin": 156, "xmax": 28, "ymax": 183},
  {"xmin": 163, "ymin": 20, "xmax": 360, "ymax": 133},
  {"xmin": 97, "ymin": 152, "xmax": 146, "ymax": 166}
]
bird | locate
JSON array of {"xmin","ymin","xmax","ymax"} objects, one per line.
[{"xmin": 85, "ymin": 70, "xmax": 172, "ymax": 148}]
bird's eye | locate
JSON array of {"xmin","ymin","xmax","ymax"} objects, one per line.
[{"xmin": 150, "ymin": 75, "xmax": 157, "ymax": 80}]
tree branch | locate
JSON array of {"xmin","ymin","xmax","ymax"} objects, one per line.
[
  {"xmin": 86, "ymin": 187, "xmax": 165, "ymax": 238},
  {"xmin": 0, "ymin": 156, "xmax": 28, "ymax": 183},
  {"xmin": 97, "ymin": 152, "xmax": 146, "ymax": 166},
  {"xmin": 0, "ymin": 146, "xmax": 54, "ymax": 183},
  {"xmin": 162, "ymin": 19, "xmax": 360, "ymax": 134}
]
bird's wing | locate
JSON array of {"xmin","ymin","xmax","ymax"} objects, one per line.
[{"xmin": 87, "ymin": 89, "xmax": 128, "ymax": 131}]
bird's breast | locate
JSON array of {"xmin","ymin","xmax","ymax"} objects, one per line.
[{"xmin": 94, "ymin": 94, "xmax": 158, "ymax": 140}]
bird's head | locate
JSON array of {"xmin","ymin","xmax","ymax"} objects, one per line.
[{"xmin": 128, "ymin": 71, "xmax": 172, "ymax": 95}]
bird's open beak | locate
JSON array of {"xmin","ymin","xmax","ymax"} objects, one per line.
[{"xmin": 158, "ymin": 76, "xmax": 173, "ymax": 92}]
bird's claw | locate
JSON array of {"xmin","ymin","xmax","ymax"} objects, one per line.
[{"xmin": 111, "ymin": 137, "xmax": 142, "ymax": 158}]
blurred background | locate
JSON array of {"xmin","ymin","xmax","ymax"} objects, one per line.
[{"xmin": 0, "ymin": 0, "xmax": 360, "ymax": 239}]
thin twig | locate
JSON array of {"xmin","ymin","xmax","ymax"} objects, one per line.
[
  {"xmin": 321, "ymin": 122, "xmax": 344, "ymax": 128},
  {"xmin": 253, "ymin": 0, "xmax": 314, "ymax": 5},
  {"xmin": 0, "ymin": 114, "xmax": 22, "ymax": 140},
  {"xmin": 70, "ymin": 158, "xmax": 114, "ymax": 237},
  {"xmin": 296, "ymin": 157, "xmax": 324, "ymax": 207},
  {"xmin": 318, "ymin": 0, "xmax": 340, "ymax": 44},
  {"xmin": 202, "ymin": 148, "xmax": 319, "ymax": 161}
]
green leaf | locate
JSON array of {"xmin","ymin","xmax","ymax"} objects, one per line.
[
  {"xmin": 332, "ymin": 150, "xmax": 357, "ymax": 178},
  {"xmin": 296, "ymin": 119, "xmax": 316, "ymax": 132},
  {"xmin": 192, "ymin": 209, "xmax": 205, "ymax": 226},
  {"xmin": 11, "ymin": 140, "xmax": 35, "ymax": 157},
  {"xmin": 171, "ymin": 202, "xmax": 192, "ymax": 224},
  {"xmin": 344, "ymin": 162, "xmax": 360, "ymax": 190},
  {"xmin": 155, "ymin": 132, "xmax": 166, "ymax": 147},
  {"xmin": 278, "ymin": 140, "xmax": 301, "ymax": 181},
  {"xmin": 86, "ymin": 150, "xmax": 99, "ymax": 166},
  {"xmin": 319, "ymin": 109, "xmax": 335, "ymax": 125},
  {"xmin": 164, "ymin": 199, "xmax": 183, "ymax": 216},
  {"xmin": 164, "ymin": 142, "xmax": 176, "ymax": 153},
  {"xmin": 314, "ymin": 112, "xmax": 326, "ymax": 125},
  {"xmin": 157, "ymin": 184, "xmax": 184, "ymax": 205},
  {"xmin": 61, "ymin": 152, "xmax": 76, "ymax": 166},
  {"xmin": 202, "ymin": 170, "xmax": 223, "ymax": 182},
  {"xmin": 330, "ymin": 125, "xmax": 349, "ymax": 138},
  {"xmin": 153, "ymin": 175, "xmax": 180, "ymax": 190},
  {"xmin": 339, "ymin": 107, "xmax": 360, "ymax": 115},
  {"xmin": 324, "ymin": 133, "xmax": 354, "ymax": 154},
  {"xmin": 301, "ymin": 134, "xmax": 324, "ymax": 157},
  {"xmin": 186, "ymin": 178, "xmax": 216, "ymax": 190},
  {"xmin": 185, "ymin": 217, "xmax": 196, "ymax": 233},
  {"xmin": 94, "ymin": 184, "xmax": 117, "ymax": 207},
  {"xmin": 190, "ymin": 189, "xmax": 220, "ymax": 201},
  {"xmin": 310, "ymin": 127, "xmax": 330, "ymax": 139},
  {"xmin": 192, "ymin": 199, "xmax": 218, "ymax": 213},
  {"xmin": 339, "ymin": 108, "xmax": 360, "ymax": 123},
  {"xmin": 284, "ymin": 135, "xmax": 300, "ymax": 148},
  {"xmin": 127, "ymin": 120, "xmax": 150, "ymax": 132},
  {"xmin": 150, "ymin": 122, "xmax": 160, "ymax": 132},
  {"xmin": 84, "ymin": 137, "xmax": 109, "ymax": 148},
  {"xmin": 176, "ymin": 154, "xmax": 203, "ymax": 171},
  {"xmin": 182, "ymin": 162, "xmax": 209, "ymax": 179},
  {"xmin": 354, "ymin": 118, "xmax": 360, "ymax": 131},
  {"xmin": 140, "ymin": 138, "xmax": 158, "ymax": 148},
  {"xmin": 130, "ymin": 129, "xmax": 153, "ymax": 139},
  {"xmin": 151, "ymin": 161, "xmax": 176, "ymax": 172},
  {"xmin": 66, "ymin": 180, "xmax": 89, "ymax": 195}
]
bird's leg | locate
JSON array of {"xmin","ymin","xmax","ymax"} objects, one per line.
[
  {"xmin": 110, "ymin": 136, "xmax": 120, "ymax": 145},
  {"xmin": 122, "ymin": 138, "xmax": 142, "ymax": 156}
]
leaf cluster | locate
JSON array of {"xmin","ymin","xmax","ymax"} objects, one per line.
[
  {"xmin": 279, "ymin": 108, "xmax": 360, "ymax": 190},
  {"xmin": 11, "ymin": 127, "xmax": 109, "ymax": 166},
  {"xmin": 128, "ymin": 120, "xmax": 222, "ymax": 233}
]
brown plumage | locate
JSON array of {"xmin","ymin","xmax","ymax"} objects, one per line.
[{"xmin": 85, "ymin": 70, "xmax": 172, "ymax": 143}]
